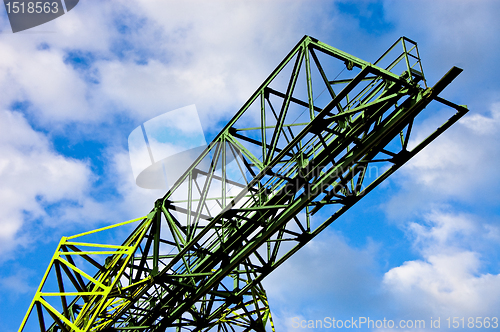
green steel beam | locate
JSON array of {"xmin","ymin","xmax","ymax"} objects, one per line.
[{"xmin": 19, "ymin": 36, "xmax": 468, "ymax": 332}]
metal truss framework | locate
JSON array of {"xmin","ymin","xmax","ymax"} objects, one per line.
[{"xmin": 19, "ymin": 36, "xmax": 468, "ymax": 332}]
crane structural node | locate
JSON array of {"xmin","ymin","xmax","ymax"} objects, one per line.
[{"xmin": 19, "ymin": 35, "xmax": 468, "ymax": 332}]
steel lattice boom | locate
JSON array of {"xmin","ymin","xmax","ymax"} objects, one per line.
[{"xmin": 19, "ymin": 36, "xmax": 468, "ymax": 332}]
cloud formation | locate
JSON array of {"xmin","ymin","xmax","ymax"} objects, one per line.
[
  {"xmin": 0, "ymin": 109, "xmax": 94, "ymax": 257},
  {"xmin": 384, "ymin": 210, "xmax": 500, "ymax": 320}
]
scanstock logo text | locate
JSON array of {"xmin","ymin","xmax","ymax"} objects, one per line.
[{"xmin": 3, "ymin": 0, "xmax": 79, "ymax": 33}]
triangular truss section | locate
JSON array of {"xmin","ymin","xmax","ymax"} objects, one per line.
[{"xmin": 20, "ymin": 36, "xmax": 468, "ymax": 332}]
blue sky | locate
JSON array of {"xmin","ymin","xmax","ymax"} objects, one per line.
[{"xmin": 2, "ymin": 1, "xmax": 500, "ymax": 331}]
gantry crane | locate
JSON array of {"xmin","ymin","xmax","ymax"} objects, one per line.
[{"xmin": 19, "ymin": 35, "xmax": 468, "ymax": 332}]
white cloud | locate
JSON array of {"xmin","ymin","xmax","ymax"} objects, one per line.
[
  {"xmin": 109, "ymin": 147, "xmax": 166, "ymax": 218},
  {"xmin": 461, "ymin": 102, "xmax": 500, "ymax": 135},
  {"xmin": 92, "ymin": 0, "xmax": 333, "ymax": 129},
  {"xmin": 408, "ymin": 210, "xmax": 476, "ymax": 254},
  {"xmin": 385, "ymin": 102, "xmax": 500, "ymax": 220},
  {"xmin": 264, "ymin": 231, "xmax": 382, "ymax": 330},
  {"xmin": 384, "ymin": 0, "xmax": 500, "ymax": 74},
  {"xmin": 384, "ymin": 251, "xmax": 500, "ymax": 317},
  {"xmin": 383, "ymin": 210, "xmax": 500, "ymax": 321},
  {"xmin": 0, "ymin": 0, "xmax": 337, "ymax": 135},
  {"xmin": 384, "ymin": 252, "xmax": 500, "ymax": 320},
  {"xmin": 0, "ymin": 109, "xmax": 99, "ymax": 258},
  {"xmin": 0, "ymin": 45, "xmax": 98, "ymax": 132}
]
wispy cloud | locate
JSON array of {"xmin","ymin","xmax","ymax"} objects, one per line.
[
  {"xmin": 384, "ymin": 210, "xmax": 500, "ymax": 319},
  {"xmin": 0, "ymin": 109, "xmax": 95, "ymax": 258}
]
